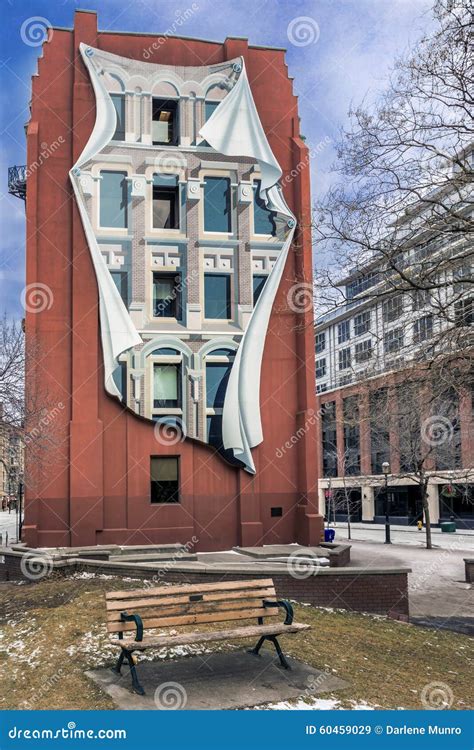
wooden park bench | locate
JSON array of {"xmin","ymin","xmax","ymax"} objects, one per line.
[{"xmin": 105, "ymin": 578, "xmax": 310, "ymax": 695}]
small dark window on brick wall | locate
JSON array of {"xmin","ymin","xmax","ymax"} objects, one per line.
[{"xmin": 271, "ymin": 506, "xmax": 283, "ymax": 517}]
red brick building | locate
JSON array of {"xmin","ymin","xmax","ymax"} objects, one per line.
[{"xmin": 22, "ymin": 10, "xmax": 322, "ymax": 549}]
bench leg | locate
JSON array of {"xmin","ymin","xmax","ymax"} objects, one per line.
[
  {"xmin": 124, "ymin": 650, "xmax": 145, "ymax": 696},
  {"xmin": 267, "ymin": 636, "xmax": 291, "ymax": 670},
  {"xmin": 248, "ymin": 636, "xmax": 266, "ymax": 656},
  {"xmin": 111, "ymin": 649, "xmax": 125, "ymax": 676}
]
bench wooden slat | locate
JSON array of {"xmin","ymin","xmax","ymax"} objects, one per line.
[
  {"xmin": 105, "ymin": 586, "xmax": 277, "ymax": 613},
  {"xmin": 105, "ymin": 578, "xmax": 275, "ymax": 601},
  {"xmin": 107, "ymin": 606, "xmax": 279, "ymax": 633},
  {"xmin": 110, "ymin": 622, "xmax": 310, "ymax": 650},
  {"xmin": 106, "ymin": 596, "xmax": 278, "ymax": 624}
]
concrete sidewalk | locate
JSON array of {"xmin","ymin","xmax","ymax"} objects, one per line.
[
  {"xmin": 340, "ymin": 539, "xmax": 473, "ymax": 634},
  {"xmin": 330, "ymin": 522, "xmax": 473, "ymax": 550}
]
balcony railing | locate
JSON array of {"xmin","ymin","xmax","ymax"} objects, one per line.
[{"xmin": 8, "ymin": 165, "xmax": 27, "ymax": 200}]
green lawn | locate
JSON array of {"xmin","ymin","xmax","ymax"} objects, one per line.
[{"xmin": 0, "ymin": 574, "xmax": 471, "ymax": 710}]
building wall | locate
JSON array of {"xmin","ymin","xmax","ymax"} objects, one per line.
[
  {"xmin": 315, "ymin": 371, "xmax": 474, "ymax": 528},
  {"xmin": 22, "ymin": 10, "xmax": 322, "ymax": 549}
]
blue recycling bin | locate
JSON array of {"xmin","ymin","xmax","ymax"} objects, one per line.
[{"xmin": 324, "ymin": 528, "xmax": 335, "ymax": 543}]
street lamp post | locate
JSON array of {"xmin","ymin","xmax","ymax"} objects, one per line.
[{"xmin": 382, "ymin": 461, "xmax": 391, "ymax": 544}]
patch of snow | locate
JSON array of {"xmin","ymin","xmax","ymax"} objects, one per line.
[{"xmin": 251, "ymin": 697, "xmax": 377, "ymax": 711}]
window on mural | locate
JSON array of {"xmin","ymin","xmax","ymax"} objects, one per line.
[
  {"xmin": 252, "ymin": 275, "xmax": 267, "ymax": 306},
  {"xmin": 201, "ymin": 100, "xmax": 220, "ymax": 146},
  {"xmin": 110, "ymin": 271, "xmax": 128, "ymax": 307},
  {"xmin": 253, "ymin": 180, "xmax": 277, "ymax": 236},
  {"xmin": 153, "ymin": 363, "xmax": 181, "ymax": 408},
  {"xmin": 152, "ymin": 99, "xmax": 178, "ymax": 145},
  {"xmin": 205, "ymin": 348, "xmax": 235, "ymax": 455},
  {"xmin": 100, "ymin": 171, "xmax": 129, "ymax": 228},
  {"xmin": 153, "ymin": 272, "xmax": 181, "ymax": 319},
  {"xmin": 150, "ymin": 456, "xmax": 179, "ymax": 503},
  {"xmin": 110, "ymin": 94, "xmax": 125, "ymax": 140},
  {"xmin": 204, "ymin": 273, "xmax": 231, "ymax": 319},
  {"xmin": 153, "ymin": 175, "xmax": 179, "ymax": 229},
  {"xmin": 204, "ymin": 177, "xmax": 231, "ymax": 233},
  {"xmin": 112, "ymin": 360, "xmax": 127, "ymax": 404}
]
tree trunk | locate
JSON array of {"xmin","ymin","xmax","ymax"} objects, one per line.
[{"xmin": 421, "ymin": 476, "xmax": 432, "ymax": 549}]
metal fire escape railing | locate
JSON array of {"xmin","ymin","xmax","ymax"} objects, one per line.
[{"xmin": 8, "ymin": 165, "xmax": 27, "ymax": 200}]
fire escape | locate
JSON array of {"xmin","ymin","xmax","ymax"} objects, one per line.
[{"xmin": 8, "ymin": 165, "xmax": 27, "ymax": 200}]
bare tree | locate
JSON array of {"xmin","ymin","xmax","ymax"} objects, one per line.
[
  {"xmin": 0, "ymin": 313, "xmax": 64, "ymax": 507},
  {"xmin": 314, "ymin": 0, "xmax": 473, "ymax": 350}
]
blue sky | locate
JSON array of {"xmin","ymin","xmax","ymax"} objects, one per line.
[{"xmin": 0, "ymin": 0, "xmax": 434, "ymax": 317}]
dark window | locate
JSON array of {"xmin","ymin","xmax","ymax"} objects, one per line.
[
  {"xmin": 204, "ymin": 177, "xmax": 231, "ymax": 233},
  {"xmin": 204, "ymin": 274, "xmax": 231, "ymax": 319},
  {"xmin": 252, "ymin": 275, "xmax": 267, "ymax": 306},
  {"xmin": 110, "ymin": 271, "xmax": 128, "ymax": 307},
  {"xmin": 153, "ymin": 176, "xmax": 179, "ymax": 229},
  {"xmin": 338, "ymin": 347, "xmax": 351, "ymax": 370},
  {"xmin": 455, "ymin": 298, "xmax": 473, "ymax": 327},
  {"xmin": 151, "ymin": 457, "xmax": 179, "ymax": 503},
  {"xmin": 153, "ymin": 364, "xmax": 181, "ymax": 408},
  {"xmin": 322, "ymin": 401, "xmax": 337, "ymax": 477},
  {"xmin": 337, "ymin": 320, "xmax": 350, "ymax": 343},
  {"xmin": 112, "ymin": 361, "xmax": 127, "ymax": 404},
  {"xmin": 253, "ymin": 180, "xmax": 277, "ymax": 236},
  {"xmin": 353, "ymin": 311, "xmax": 371, "ymax": 336},
  {"xmin": 111, "ymin": 94, "xmax": 125, "ymax": 140},
  {"xmin": 100, "ymin": 171, "xmax": 129, "ymax": 228},
  {"xmin": 343, "ymin": 395, "xmax": 360, "ymax": 475},
  {"xmin": 384, "ymin": 327, "xmax": 404, "ymax": 354},
  {"xmin": 413, "ymin": 315, "xmax": 433, "ymax": 343},
  {"xmin": 206, "ymin": 362, "xmax": 232, "ymax": 408},
  {"xmin": 153, "ymin": 273, "xmax": 181, "ymax": 319},
  {"xmin": 316, "ymin": 383, "xmax": 327, "ymax": 394},
  {"xmin": 316, "ymin": 358, "xmax": 326, "ymax": 378},
  {"xmin": 411, "ymin": 289, "xmax": 431, "ymax": 311},
  {"xmin": 370, "ymin": 388, "xmax": 390, "ymax": 474},
  {"xmin": 152, "ymin": 98, "xmax": 178, "ymax": 145},
  {"xmin": 440, "ymin": 484, "xmax": 474, "ymax": 519},
  {"xmin": 383, "ymin": 296, "xmax": 403, "ymax": 323},
  {"xmin": 315, "ymin": 331, "xmax": 325, "ymax": 353},
  {"xmin": 271, "ymin": 507, "xmax": 283, "ymax": 517},
  {"xmin": 355, "ymin": 339, "xmax": 372, "ymax": 363}
]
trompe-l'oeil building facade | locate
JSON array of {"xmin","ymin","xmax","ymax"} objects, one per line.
[{"xmin": 23, "ymin": 10, "xmax": 321, "ymax": 549}]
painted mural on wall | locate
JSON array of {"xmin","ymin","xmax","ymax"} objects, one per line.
[{"xmin": 70, "ymin": 44, "xmax": 296, "ymax": 473}]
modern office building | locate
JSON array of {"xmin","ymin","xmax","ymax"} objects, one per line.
[
  {"xmin": 315, "ymin": 163, "xmax": 473, "ymax": 528},
  {"xmin": 20, "ymin": 10, "xmax": 321, "ymax": 548}
]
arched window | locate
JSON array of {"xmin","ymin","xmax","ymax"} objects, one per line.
[
  {"xmin": 150, "ymin": 348, "xmax": 183, "ymax": 420},
  {"xmin": 204, "ymin": 348, "xmax": 235, "ymax": 449}
]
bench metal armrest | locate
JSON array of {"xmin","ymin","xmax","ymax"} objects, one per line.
[
  {"xmin": 120, "ymin": 612, "xmax": 144, "ymax": 642},
  {"xmin": 263, "ymin": 599, "xmax": 294, "ymax": 625}
]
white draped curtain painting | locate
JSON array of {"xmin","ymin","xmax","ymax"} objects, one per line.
[{"xmin": 70, "ymin": 44, "xmax": 296, "ymax": 474}]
